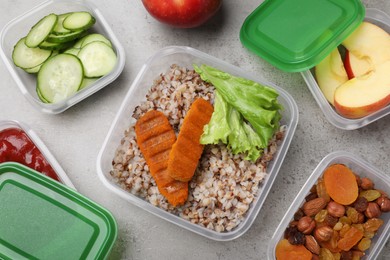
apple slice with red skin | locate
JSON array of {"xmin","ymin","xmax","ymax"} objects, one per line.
[
  {"xmin": 344, "ymin": 50, "xmax": 374, "ymax": 80},
  {"xmin": 315, "ymin": 48, "xmax": 349, "ymax": 105},
  {"xmin": 334, "ymin": 60, "xmax": 390, "ymax": 119}
]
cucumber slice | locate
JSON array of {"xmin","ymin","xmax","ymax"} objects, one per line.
[
  {"xmin": 37, "ymin": 88, "xmax": 49, "ymax": 103},
  {"xmin": 24, "ymin": 64, "xmax": 42, "ymax": 74},
  {"xmin": 46, "ymin": 30, "xmax": 86, "ymax": 43},
  {"xmin": 39, "ymin": 40, "xmax": 73, "ymax": 51},
  {"xmin": 79, "ymin": 77, "xmax": 98, "ymax": 90},
  {"xmin": 78, "ymin": 33, "xmax": 113, "ymax": 48},
  {"xmin": 12, "ymin": 37, "xmax": 52, "ymax": 69},
  {"xmin": 52, "ymin": 13, "xmax": 72, "ymax": 35},
  {"xmin": 25, "ymin": 13, "xmax": 58, "ymax": 48},
  {"xmin": 63, "ymin": 47, "xmax": 80, "ymax": 56},
  {"xmin": 37, "ymin": 54, "xmax": 84, "ymax": 103},
  {"xmin": 63, "ymin": 12, "xmax": 96, "ymax": 31},
  {"xmin": 77, "ymin": 41, "xmax": 117, "ymax": 78}
]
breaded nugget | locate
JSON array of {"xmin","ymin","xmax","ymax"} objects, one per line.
[
  {"xmin": 135, "ymin": 110, "xmax": 188, "ymax": 206},
  {"xmin": 168, "ymin": 98, "xmax": 214, "ymax": 182}
]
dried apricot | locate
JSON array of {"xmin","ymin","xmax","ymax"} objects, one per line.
[
  {"xmin": 275, "ymin": 239, "xmax": 312, "ymax": 260},
  {"xmin": 338, "ymin": 226, "xmax": 364, "ymax": 251},
  {"xmin": 323, "ymin": 164, "xmax": 358, "ymax": 205}
]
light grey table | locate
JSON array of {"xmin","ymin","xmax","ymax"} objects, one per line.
[{"xmin": 1, "ymin": 0, "xmax": 389, "ymax": 259}]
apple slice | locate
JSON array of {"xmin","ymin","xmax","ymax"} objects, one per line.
[
  {"xmin": 343, "ymin": 22, "xmax": 390, "ymax": 69},
  {"xmin": 315, "ymin": 49, "xmax": 349, "ymax": 105},
  {"xmin": 334, "ymin": 60, "xmax": 390, "ymax": 119},
  {"xmin": 344, "ymin": 50, "xmax": 372, "ymax": 79}
]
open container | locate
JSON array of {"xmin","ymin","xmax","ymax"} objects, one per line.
[
  {"xmin": 0, "ymin": 119, "xmax": 74, "ymax": 188},
  {"xmin": 240, "ymin": 0, "xmax": 390, "ymax": 130},
  {"xmin": 267, "ymin": 151, "xmax": 390, "ymax": 259},
  {"xmin": 97, "ymin": 46, "xmax": 299, "ymax": 241},
  {"xmin": 0, "ymin": 162, "xmax": 117, "ymax": 259},
  {"xmin": 0, "ymin": 0, "xmax": 125, "ymax": 114}
]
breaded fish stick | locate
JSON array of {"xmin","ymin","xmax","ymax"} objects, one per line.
[
  {"xmin": 168, "ymin": 98, "xmax": 214, "ymax": 182},
  {"xmin": 135, "ymin": 110, "xmax": 188, "ymax": 206}
]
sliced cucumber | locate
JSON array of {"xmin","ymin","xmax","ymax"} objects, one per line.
[
  {"xmin": 79, "ymin": 77, "xmax": 98, "ymax": 90},
  {"xmin": 77, "ymin": 33, "xmax": 113, "ymax": 48},
  {"xmin": 52, "ymin": 13, "xmax": 72, "ymax": 35},
  {"xmin": 63, "ymin": 12, "xmax": 96, "ymax": 31},
  {"xmin": 24, "ymin": 64, "xmax": 42, "ymax": 74},
  {"xmin": 37, "ymin": 54, "xmax": 84, "ymax": 103},
  {"xmin": 77, "ymin": 41, "xmax": 117, "ymax": 78},
  {"xmin": 39, "ymin": 40, "xmax": 73, "ymax": 51},
  {"xmin": 25, "ymin": 13, "xmax": 58, "ymax": 48},
  {"xmin": 46, "ymin": 30, "xmax": 86, "ymax": 43},
  {"xmin": 37, "ymin": 87, "xmax": 49, "ymax": 103},
  {"xmin": 12, "ymin": 37, "xmax": 52, "ymax": 69},
  {"xmin": 63, "ymin": 47, "xmax": 80, "ymax": 56}
]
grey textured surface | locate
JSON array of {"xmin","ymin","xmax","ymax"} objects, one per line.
[{"xmin": 0, "ymin": 0, "xmax": 389, "ymax": 259}]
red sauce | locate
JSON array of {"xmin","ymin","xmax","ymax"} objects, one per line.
[{"xmin": 0, "ymin": 127, "xmax": 60, "ymax": 182}]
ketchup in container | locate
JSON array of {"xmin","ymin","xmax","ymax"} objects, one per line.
[{"xmin": 0, "ymin": 127, "xmax": 60, "ymax": 181}]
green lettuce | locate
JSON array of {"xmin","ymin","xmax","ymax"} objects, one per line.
[{"xmin": 196, "ymin": 64, "xmax": 283, "ymax": 161}]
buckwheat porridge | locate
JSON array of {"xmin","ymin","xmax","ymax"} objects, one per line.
[{"xmin": 110, "ymin": 64, "xmax": 286, "ymax": 232}]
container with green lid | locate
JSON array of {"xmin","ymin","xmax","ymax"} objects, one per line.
[
  {"xmin": 0, "ymin": 162, "xmax": 117, "ymax": 260},
  {"xmin": 240, "ymin": 0, "xmax": 365, "ymax": 72}
]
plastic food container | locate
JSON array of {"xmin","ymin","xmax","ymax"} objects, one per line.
[
  {"xmin": 97, "ymin": 46, "xmax": 299, "ymax": 241},
  {"xmin": 0, "ymin": 119, "xmax": 74, "ymax": 188},
  {"xmin": 241, "ymin": 0, "xmax": 390, "ymax": 130},
  {"xmin": 0, "ymin": 162, "xmax": 117, "ymax": 259},
  {"xmin": 0, "ymin": 0, "xmax": 125, "ymax": 114},
  {"xmin": 267, "ymin": 151, "xmax": 390, "ymax": 259},
  {"xmin": 301, "ymin": 9, "xmax": 390, "ymax": 130}
]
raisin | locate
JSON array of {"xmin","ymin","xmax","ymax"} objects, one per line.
[
  {"xmin": 288, "ymin": 230, "xmax": 306, "ymax": 245},
  {"xmin": 315, "ymin": 209, "xmax": 328, "ymax": 223},
  {"xmin": 325, "ymin": 214, "xmax": 338, "ymax": 227},
  {"xmin": 347, "ymin": 207, "xmax": 359, "ymax": 224},
  {"xmin": 294, "ymin": 208, "xmax": 305, "ymax": 221},
  {"xmin": 363, "ymin": 218, "xmax": 384, "ymax": 232},
  {"xmin": 316, "ymin": 178, "xmax": 331, "ymax": 203},
  {"xmin": 357, "ymin": 237, "xmax": 371, "ymax": 251},
  {"xmin": 305, "ymin": 192, "xmax": 318, "ymax": 202},
  {"xmin": 340, "ymin": 251, "xmax": 353, "ymax": 260},
  {"xmin": 284, "ymin": 226, "xmax": 298, "ymax": 240},
  {"xmin": 360, "ymin": 190, "xmax": 381, "ymax": 202},
  {"xmin": 319, "ymin": 248, "xmax": 334, "ymax": 260},
  {"xmin": 354, "ymin": 197, "xmax": 368, "ymax": 212}
]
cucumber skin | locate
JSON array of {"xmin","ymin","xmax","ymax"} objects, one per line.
[
  {"xmin": 46, "ymin": 30, "xmax": 87, "ymax": 44},
  {"xmin": 39, "ymin": 40, "xmax": 74, "ymax": 51},
  {"xmin": 25, "ymin": 13, "xmax": 58, "ymax": 48},
  {"xmin": 52, "ymin": 12, "xmax": 72, "ymax": 35}
]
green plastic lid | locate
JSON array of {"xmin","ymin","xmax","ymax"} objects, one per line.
[
  {"xmin": 240, "ymin": 0, "xmax": 365, "ymax": 72},
  {"xmin": 0, "ymin": 162, "xmax": 117, "ymax": 260}
]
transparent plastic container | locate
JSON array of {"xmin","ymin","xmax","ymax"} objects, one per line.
[
  {"xmin": 0, "ymin": 0, "xmax": 125, "ymax": 114},
  {"xmin": 0, "ymin": 119, "xmax": 74, "ymax": 188},
  {"xmin": 97, "ymin": 46, "xmax": 299, "ymax": 241},
  {"xmin": 301, "ymin": 8, "xmax": 390, "ymax": 130},
  {"xmin": 268, "ymin": 151, "xmax": 390, "ymax": 259},
  {"xmin": 0, "ymin": 162, "xmax": 117, "ymax": 259}
]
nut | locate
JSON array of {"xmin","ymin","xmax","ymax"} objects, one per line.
[
  {"xmin": 305, "ymin": 235, "xmax": 320, "ymax": 255},
  {"xmin": 327, "ymin": 201, "xmax": 345, "ymax": 217},
  {"xmin": 314, "ymin": 226, "xmax": 333, "ymax": 242},
  {"xmin": 302, "ymin": 197, "xmax": 327, "ymax": 217},
  {"xmin": 365, "ymin": 202, "xmax": 381, "ymax": 218},
  {"xmin": 377, "ymin": 196, "xmax": 390, "ymax": 212},
  {"xmin": 361, "ymin": 177, "xmax": 374, "ymax": 190},
  {"xmin": 297, "ymin": 216, "xmax": 316, "ymax": 234}
]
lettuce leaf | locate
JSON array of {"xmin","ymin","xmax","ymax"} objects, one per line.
[{"xmin": 196, "ymin": 64, "xmax": 283, "ymax": 161}]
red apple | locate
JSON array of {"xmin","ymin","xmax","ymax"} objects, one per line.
[
  {"xmin": 343, "ymin": 50, "xmax": 372, "ymax": 80},
  {"xmin": 141, "ymin": 0, "xmax": 222, "ymax": 28}
]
